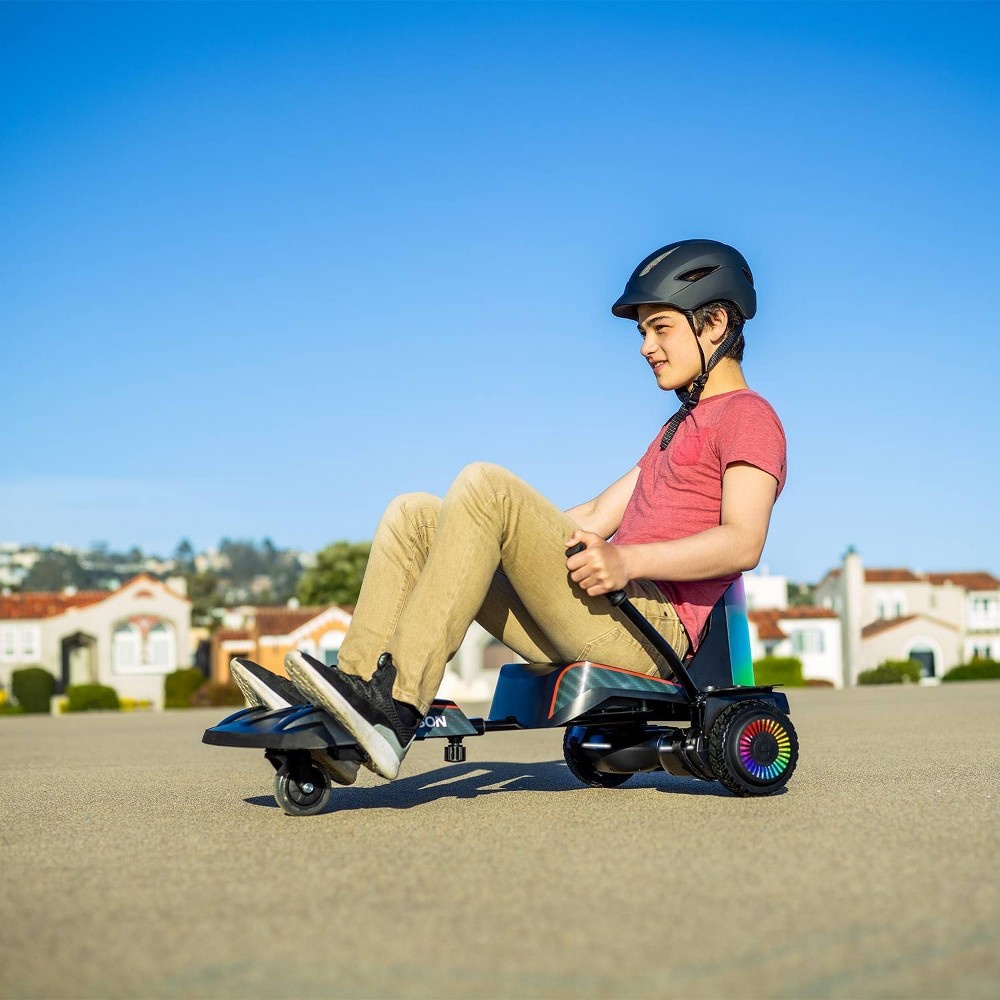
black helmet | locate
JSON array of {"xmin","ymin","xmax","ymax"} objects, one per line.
[{"xmin": 611, "ymin": 239, "xmax": 756, "ymax": 322}]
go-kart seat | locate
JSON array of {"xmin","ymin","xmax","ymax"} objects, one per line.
[{"xmin": 487, "ymin": 578, "xmax": 754, "ymax": 726}]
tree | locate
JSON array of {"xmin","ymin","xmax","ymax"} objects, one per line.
[
  {"xmin": 186, "ymin": 570, "xmax": 221, "ymax": 627},
  {"xmin": 173, "ymin": 538, "xmax": 196, "ymax": 573},
  {"xmin": 787, "ymin": 582, "xmax": 816, "ymax": 607},
  {"xmin": 22, "ymin": 552, "xmax": 90, "ymax": 592},
  {"xmin": 296, "ymin": 541, "xmax": 372, "ymax": 607},
  {"xmin": 219, "ymin": 538, "xmax": 267, "ymax": 581}
]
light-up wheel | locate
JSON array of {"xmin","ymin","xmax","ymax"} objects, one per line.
[{"xmin": 708, "ymin": 701, "xmax": 798, "ymax": 797}]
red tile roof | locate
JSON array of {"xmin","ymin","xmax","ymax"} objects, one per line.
[
  {"xmin": 861, "ymin": 615, "xmax": 918, "ymax": 638},
  {"xmin": 214, "ymin": 628, "xmax": 252, "ymax": 642},
  {"xmin": 0, "ymin": 591, "xmax": 109, "ymax": 620},
  {"xmin": 822, "ymin": 567, "xmax": 998, "ymax": 590},
  {"xmin": 749, "ymin": 611, "xmax": 787, "ymax": 640},
  {"xmin": 864, "ymin": 569, "xmax": 922, "ymax": 583},
  {"xmin": 861, "ymin": 614, "xmax": 960, "ymax": 638},
  {"xmin": 0, "ymin": 574, "xmax": 189, "ymax": 620},
  {"xmin": 924, "ymin": 572, "xmax": 1000, "ymax": 591},
  {"xmin": 776, "ymin": 606, "xmax": 838, "ymax": 619},
  {"xmin": 749, "ymin": 605, "xmax": 839, "ymax": 641},
  {"xmin": 254, "ymin": 607, "xmax": 330, "ymax": 636}
]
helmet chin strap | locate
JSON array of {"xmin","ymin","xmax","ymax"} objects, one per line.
[{"xmin": 658, "ymin": 327, "xmax": 741, "ymax": 450}]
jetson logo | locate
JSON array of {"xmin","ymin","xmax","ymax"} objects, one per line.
[{"xmin": 419, "ymin": 715, "xmax": 448, "ymax": 729}]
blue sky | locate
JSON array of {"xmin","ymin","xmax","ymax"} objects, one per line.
[{"xmin": 1, "ymin": 1, "xmax": 998, "ymax": 584}]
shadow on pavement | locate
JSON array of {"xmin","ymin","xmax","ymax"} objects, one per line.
[{"xmin": 245, "ymin": 758, "xmax": 732, "ymax": 812}]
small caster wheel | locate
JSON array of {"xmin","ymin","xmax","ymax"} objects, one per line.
[
  {"xmin": 563, "ymin": 726, "xmax": 633, "ymax": 787},
  {"xmin": 274, "ymin": 760, "xmax": 332, "ymax": 816},
  {"xmin": 708, "ymin": 700, "xmax": 798, "ymax": 797}
]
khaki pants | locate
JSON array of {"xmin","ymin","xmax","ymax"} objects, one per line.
[{"xmin": 336, "ymin": 462, "xmax": 689, "ymax": 712}]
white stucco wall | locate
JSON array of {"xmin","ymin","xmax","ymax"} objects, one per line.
[
  {"xmin": 743, "ymin": 571, "xmax": 788, "ymax": 611},
  {"xmin": 859, "ymin": 618, "xmax": 962, "ymax": 681}
]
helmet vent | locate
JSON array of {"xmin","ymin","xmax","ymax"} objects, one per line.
[
  {"xmin": 638, "ymin": 246, "xmax": 679, "ymax": 276},
  {"xmin": 678, "ymin": 266, "xmax": 718, "ymax": 283},
  {"xmin": 742, "ymin": 267, "xmax": 754, "ymax": 286}
]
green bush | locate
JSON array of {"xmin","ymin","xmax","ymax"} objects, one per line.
[
  {"xmin": 943, "ymin": 659, "xmax": 1000, "ymax": 682},
  {"xmin": 752, "ymin": 657, "xmax": 804, "ymax": 687},
  {"xmin": 0, "ymin": 702, "xmax": 25, "ymax": 715},
  {"xmin": 65, "ymin": 684, "xmax": 120, "ymax": 712},
  {"xmin": 11, "ymin": 666, "xmax": 56, "ymax": 713},
  {"xmin": 190, "ymin": 681, "xmax": 245, "ymax": 708},
  {"xmin": 164, "ymin": 668, "xmax": 206, "ymax": 708},
  {"xmin": 858, "ymin": 659, "xmax": 922, "ymax": 685}
]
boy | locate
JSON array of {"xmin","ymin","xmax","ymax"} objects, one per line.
[{"xmin": 233, "ymin": 239, "xmax": 786, "ymax": 783}]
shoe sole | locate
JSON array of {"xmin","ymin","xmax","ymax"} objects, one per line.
[
  {"xmin": 231, "ymin": 659, "xmax": 295, "ymax": 709},
  {"xmin": 285, "ymin": 650, "xmax": 403, "ymax": 780},
  {"xmin": 231, "ymin": 658, "xmax": 360, "ymax": 786}
]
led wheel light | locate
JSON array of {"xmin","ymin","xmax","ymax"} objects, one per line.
[{"xmin": 737, "ymin": 716, "xmax": 792, "ymax": 782}]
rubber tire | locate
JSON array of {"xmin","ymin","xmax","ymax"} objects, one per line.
[
  {"xmin": 708, "ymin": 700, "xmax": 798, "ymax": 797},
  {"xmin": 274, "ymin": 762, "xmax": 332, "ymax": 816},
  {"xmin": 563, "ymin": 726, "xmax": 634, "ymax": 788}
]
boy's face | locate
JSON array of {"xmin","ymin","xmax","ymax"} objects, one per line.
[{"xmin": 636, "ymin": 304, "xmax": 706, "ymax": 391}]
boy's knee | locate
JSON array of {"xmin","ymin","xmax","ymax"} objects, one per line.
[
  {"xmin": 454, "ymin": 461, "xmax": 513, "ymax": 493},
  {"xmin": 384, "ymin": 492, "xmax": 442, "ymax": 527}
]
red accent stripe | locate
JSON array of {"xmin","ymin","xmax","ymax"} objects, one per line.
[{"xmin": 547, "ymin": 661, "xmax": 681, "ymax": 718}]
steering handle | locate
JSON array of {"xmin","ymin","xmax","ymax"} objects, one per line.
[{"xmin": 565, "ymin": 541, "xmax": 627, "ymax": 605}]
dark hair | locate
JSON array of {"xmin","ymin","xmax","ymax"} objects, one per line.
[{"xmin": 683, "ymin": 299, "xmax": 746, "ymax": 363}]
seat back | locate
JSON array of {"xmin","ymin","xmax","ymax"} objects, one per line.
[{"xmin": 686, "ymin": 576, "xmax": 756, "ymax": 689}]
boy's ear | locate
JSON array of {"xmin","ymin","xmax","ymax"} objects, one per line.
[{"xmin": 703, "ymin": 306, "xmax": 730, "ymax": 345}]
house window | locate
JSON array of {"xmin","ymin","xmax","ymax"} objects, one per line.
[
  {"xmin": 319, "ymin": 630, "xmax": 343, "ymax": 667},
  {"xmin": 791, "ymin": 629, "xmax": 825, "ymax": 654},
  {"xmin": 148, "ymin": 623, "xmax": 173, "ymax": 668},
  {"xmin": 972, "ymin": 644, "xmax": 991, "ymax": 660},
  {"xmin": 21, "ymin": 628, "xmax": 37, "ymax": 660},
  {"xmin": 874, "ymin": 590, "xmax": 888, "ymax": 620},
  {"xmin": 1, "ymin": 628, "xmax": 15, "ymax": 660},
  {"xmin": 892, "ymin": 590, "xmax": 906, "ymax": 617},
  {"xmin": 114, "ymin": 624, "xmax": 140, "ymax": 669}
]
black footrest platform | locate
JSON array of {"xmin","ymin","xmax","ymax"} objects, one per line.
[{"xmin": 202, "ymin": 704, "xmax": 356, "ymax": 750}]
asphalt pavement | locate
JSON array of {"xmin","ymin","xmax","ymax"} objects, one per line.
[{"xmin": 1, "ymin": 683, "xmax": 997, "ymax": 999}]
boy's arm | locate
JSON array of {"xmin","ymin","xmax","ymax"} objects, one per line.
[
  {"xmin": 567, "ymin": 462, "xmax": 778, "ymax": 596},
  {"xmin": 566, "ymin": 466, "xmax": 640, "ymax": 539}
]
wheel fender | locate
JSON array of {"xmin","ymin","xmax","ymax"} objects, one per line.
[{"xmin": 703, "ymin": 689, "xmax": 790, "ymax": 734}]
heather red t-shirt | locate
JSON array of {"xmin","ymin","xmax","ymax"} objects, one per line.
[{"xmin": 613, "ymin": 389, "xmax": 786, "ymax": 651}]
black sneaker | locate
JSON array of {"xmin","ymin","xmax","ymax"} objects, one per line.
[
  {"xmin": 229, "ymin": 657, "xmax": 360, "ymax": 787},
  {"xmin": 230, "ymin": 657, "xmax": 305, "ymax": 709},
  {"xmin": 284, "ymin": 650, "xmax": 421, "ymax": 780}
]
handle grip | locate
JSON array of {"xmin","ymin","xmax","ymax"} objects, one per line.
[{"xmin": 565, "ymin": 542, "xmax": 627, "ymax": 605}]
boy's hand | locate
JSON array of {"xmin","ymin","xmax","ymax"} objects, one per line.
[{"xmin": 565, "ymin": 530, "xmax": 631, "ymax": 596}]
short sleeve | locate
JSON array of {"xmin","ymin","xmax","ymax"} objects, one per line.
[{"xmin": 713, "ymin": 395, "xmax": 787, "ymax": 497}]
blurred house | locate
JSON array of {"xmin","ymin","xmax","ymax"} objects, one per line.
[
  {"xmin": 814, "ymin": 548, "xmax": 1000, "ymax": 683},
  {"xmin": 211, "ymin": 604, "xmax": 353, "ymax": 683},
  {"xmin": 0, "ymin": 543, "xmax": 42, "ymax": 590},
  {"xmin": 744, "ymin": 568, "xmax": 845, "ymax": 686},
  {"xmin": 0, "ymin": 575, "xmax": 191, "ymax": 707}
]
